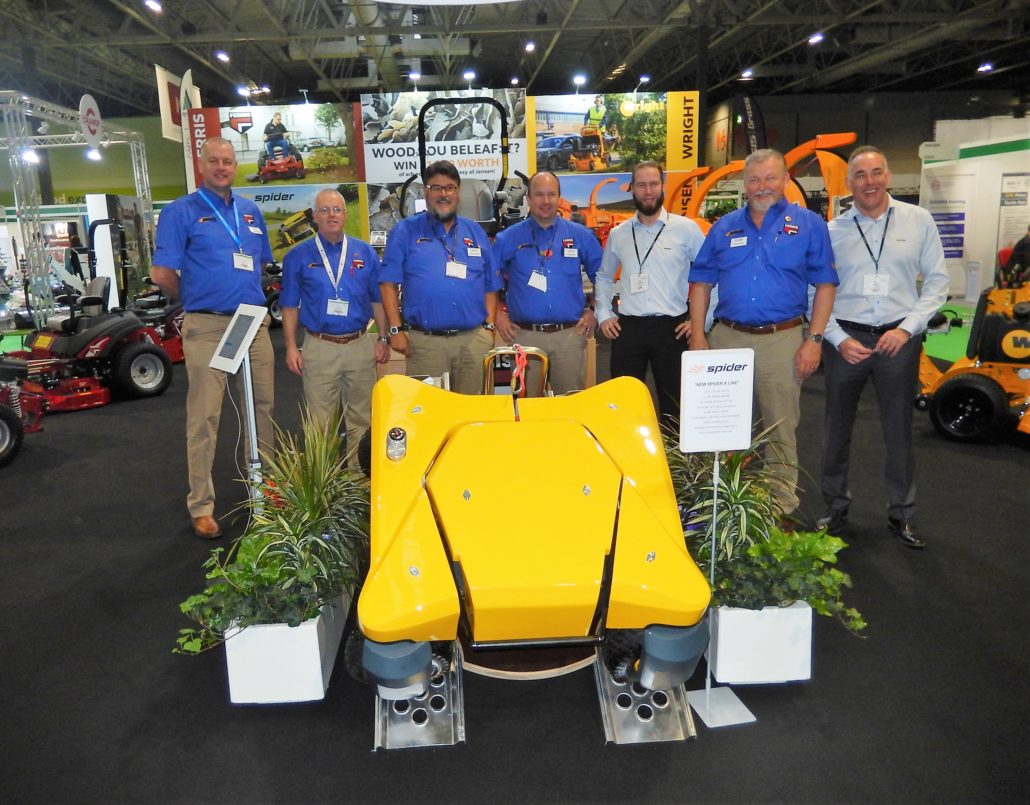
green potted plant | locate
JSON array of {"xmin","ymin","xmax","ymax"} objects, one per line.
[
  {"xmin": 175, "ymin": 412, "xmax": 370, "ymax": 703},
  {"xmin": 667, "ymin": 432, "xmax": 866, "ymax": 684}
]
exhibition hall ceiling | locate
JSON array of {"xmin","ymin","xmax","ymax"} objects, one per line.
[{"xmin": 0, "ymin": 0, "xmax": 1026, "ymax": 117}]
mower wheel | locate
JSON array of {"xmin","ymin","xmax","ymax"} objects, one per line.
[
  {"xmin": 295, "ymin": 169, "xmax": 306, "ymax": 179},
  {"xmin": 0, "ymin": 405, "xmax": 25, "ymax": 468},
  {"xmin": 602, "ymin": 629, "xmax": 642, "ymax": 684},
  {"xmin": 113, "ymin": 342, "xmax": 173, "ymax": 399},
  {"xmin": 343, "ymin": 623, "xmax": 371, "ymax": 685},
  {"xmin": 929, "ymin": 373, "xmax": 1010, "ymax": 441},
  {"xmin": 266, "ymin": 291, "xmax": 282, "ymax": 328},
  {"xmin": 258, "ymin": 173, "xmax": 268, "ymax": 184}
]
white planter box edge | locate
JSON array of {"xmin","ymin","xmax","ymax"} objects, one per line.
[{"xmin": 709, "ymin": 600, "xmax": 812, "ymax": 685}]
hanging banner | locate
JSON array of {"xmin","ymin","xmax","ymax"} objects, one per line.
[
  {"xmin": 78, "ymin": 94, "xmax": 102, "ymax": 150},
  {"xmin": 155, "ymin": 64, "xmax": 202, "ymax": 142},
  {"xmin": 732, "ymin": 93, "xmax": 767, "ymax": 154},
  {"xmin": 665, "ymin": 91, "xmax": 700, "ymax": 172},
  {"xmin": 359, "ymin": 89, "xmax": 528, "ymax": 184}
]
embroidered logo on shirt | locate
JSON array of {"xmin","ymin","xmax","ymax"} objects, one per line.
[
  {"xmin": 463, "ymin": 237, "xmax": 477, "ymax": 248},
  {"xmin": 562, "ymin": 238, "xmax": 575, "ymax": 249},
  {"xmin": 243, "ymin": 214, "xmax": 255, "ymax": 224},
  {"xmin": 352, "ymin": 258, "xmax": 364, "ymax": 271},
  {"xmin": 784, "ymin": 224, "xmax": 799, "ymax": 235}
]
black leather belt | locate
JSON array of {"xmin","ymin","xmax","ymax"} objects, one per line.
[
  {"xmin": 837, "ymin": 319, "xmax": 904, "ymax": 336},
  {"xmin": 514, "ymin": 321, "xmax": 577, "ymax": 333},
  {"xmin": 188, "ymin": 309, "xmax": 235, "ymax": 316},
  {"xmin": 405, "ymin": 322, "xmax": 472, "ymax": 337},
  {"xmin": 719, "ymin": 316, "xmax": 803, "ymax": 334}
]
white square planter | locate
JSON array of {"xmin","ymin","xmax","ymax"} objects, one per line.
[
  {"xmin": 224, "ymin": 590, "xmax": 350, "ymax": 704},
  {"xmin": 708, "ymin": 601, "xmax": 812, "ymax": 684}
]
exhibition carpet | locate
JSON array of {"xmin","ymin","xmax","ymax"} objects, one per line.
[{"xmin": 3, "ymin": 329, "xmax": 1027, "ymax": 804}]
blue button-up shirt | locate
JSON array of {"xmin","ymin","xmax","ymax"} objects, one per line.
[
  {"xmin": 379, "ymin": 212, "xmax": 501, "ymax": 330},
  {"xmin": 153, "ymin": 188, "xmax": 272, "ymax": 312},
  {"xmin": 280, "ymin": 233, "xmax": 382, "ymax": 335},
  {"xmin": 595, "ymin": 209, "xmax": 706, "ymax": 322},
  {"xmin": 825, "ymin": 196, "xmax": 948, "ymax": 348},
  {"xmin": 690, "ymin": 198, "xmax": 837, "ymax": 326},
  {"xmin": 494, "ymin": 217, "xmax": 602, "ymax": 324}
]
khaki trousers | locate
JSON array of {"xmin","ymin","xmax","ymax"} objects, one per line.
[
  {"xmin": 503, "ymin": 326, "xmax": 587, "ymax": 395},
  {"xmin": 301, "ymin": 332, "xmax": 375, "ymax": 466},
  {"xmin": 709, "ymin": 322, "xmax": 803, "ymax": 515},
  {"xmin": 407, "ymin": 328, "xmax": 495, "ymax": 395},
  {"xmin": 181, "ymin": 312, "xmax": 275, "ymax": 518}
]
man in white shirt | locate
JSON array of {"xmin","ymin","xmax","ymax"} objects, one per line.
[
  {"xmin": 819, "ymin": 145, "xmax": 949, "ymax": 549},
  {"xmin": 595, "ymin": 161, "xmax": 705, "ymax": 426}
]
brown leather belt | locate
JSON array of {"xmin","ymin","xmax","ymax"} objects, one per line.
[
  {"xmin": 514, "ymin": 321, "xmax": 577, "ymax": 333},
  {"xmin": 305, "ymin": 327, "xmax": 365, "ymax": 345},
  {"xmin": 719, "ymin": 316, "xmax": 803, "ymax": 335}
]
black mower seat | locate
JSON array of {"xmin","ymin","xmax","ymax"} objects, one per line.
[
  {"xmin": 0, "ymin": 354, "xmax": 28, "ymax": 382},
  {"xmin": 45, "ymin": 311, "xmax": 143, "ymax": 357}
]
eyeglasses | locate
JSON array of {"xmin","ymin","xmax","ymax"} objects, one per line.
[
  {"xmin": 427, "ymin": 184, "xmax": 459, "ymax": 195},
  {"xmin": 316, "ymin": 206, "xmax": 345, "ymax": 215}
]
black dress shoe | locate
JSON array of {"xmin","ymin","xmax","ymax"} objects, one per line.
[
  {"xmin": 888, "ymin": 517, "xmax": 926, "ymax": 549},
  {"xmin": 816, "ymin": 507, "xmax": 849, "ymax": 536}
]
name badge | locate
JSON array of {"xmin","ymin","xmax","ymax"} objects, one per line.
[
  {"xmin": 233, "ymin": 252, "xmax": 255, "ymax": 271},
  {"xmin": 445, "ymin": 260, "xmax": 467, "ymax": 279},
  {"xmin": 563, "ymin": 247, "xmax": 578, "ymax": 258},
  {"xmin": 467, "ymin": 246, "xmax": 482, "ymax": 258},
  {"xmin": 863, "ymin": 273, "xmax": 891, "ymax": 297},
  {"xmin": 629, "ymin": 273, "xmax": 649, "ymax": 294},
  {"xmin": 248, "ymin": 226, "xmax": 263, "ymax": 235},
  {"xmin": 528, "ymin": 271, "xmax": 548, "ymax": 292},
  {"xmin": 730, "ymin": 236, "xmax": 748, "ymax": 248},
  {"xmin": 326, "ymin": 298, "xmax": 350, "ymax": 316}
]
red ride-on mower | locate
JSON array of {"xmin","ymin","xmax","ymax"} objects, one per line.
[{"xmin": 250, "ymin": 141, "xmax": 306, "ymax": 184}]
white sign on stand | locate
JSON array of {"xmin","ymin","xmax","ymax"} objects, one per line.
[{"xmin": 679, "ymin": 347, "xmax": 759, "ymax": 729}]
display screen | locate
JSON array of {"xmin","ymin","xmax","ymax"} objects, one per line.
[{"xmin": 218, "ymin": 314, "xmax": 258, "ymax": 360}]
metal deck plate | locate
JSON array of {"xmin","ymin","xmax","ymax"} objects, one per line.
[
  {"xmin": 593, "ymin": 649, "xmax": 698, "ymax": 744},
  {"xmin": 373, "ymin": 643, "xmax": 465, "ymax": 751}
]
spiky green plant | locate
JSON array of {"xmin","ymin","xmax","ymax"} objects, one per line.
[{"xmin": 175, "ymin": 412, "xmax": 369, "ymax": 654}]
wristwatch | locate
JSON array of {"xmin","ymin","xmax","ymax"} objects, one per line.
[
  {"xmin": 387, "ymin": 325, "xmax": 402, "ymax": 337},
  {"xmin": 377, "ymin": 336, "xmax": 389, "ymax": 343},
  {"xmin": 807, "ymin": 332, "xmax": 824, "ymax": 344},
  {"xmin": 482, "ymin": 322, "xmax": 497, "ymax": 331}
]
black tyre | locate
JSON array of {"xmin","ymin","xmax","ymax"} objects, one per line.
[
  {"xmin": 602, "ymin": 629, "xmax": 642, "ymax": 684},
  {"xmin": 296, "ymin": 169, "xmax": 306, "ymax": 179},
  {"xmin": 0, "ymin": 405, "xmax": 24, "ymax": 468},
  {"xmin": 547, "ymin": 155, "xmax": 560, "ymax": 171},
  {"xmin": 258, "ymin": 173, "xmax": 268, "ymax": 184},
  {"xmin": 113, "ymin": 342, "xmax": 173, "ymax": 399},
  {"xmin": 343, "ymin": 623, "xmax": 371, "ymax": 685},
  {"xmin": 929, "ymin": 373, "xmax": 1010, "ymax": 441},
  {"xmin": 357, "ymin": 428, "xmax": 372, "ymax": 477},
  {"xmin": 266, "ymin": 291, "xmax": 282, "ymax": 328}
]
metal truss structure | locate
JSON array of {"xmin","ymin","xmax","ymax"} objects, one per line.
[
  {"xmin": 0, "ymin": 92, "xmax": 152, "ymax": 329},
  {"xmin": 0, "ymin": 1, "xmax": 1024, "ymax": 116}
]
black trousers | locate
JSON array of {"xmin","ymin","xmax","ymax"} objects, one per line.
[
  {"xmin": 820, "ymin": 327, "xmax": 922, "ymax": 521},
  {"xmin": 610, "ymin": 313, "xmax": 688, "ymax": 427}
]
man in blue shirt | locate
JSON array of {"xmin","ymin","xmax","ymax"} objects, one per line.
[
  {"xmin": 494, "ymin": 171, "xmax": 602, "ymax": 394},
  {"xmin": 379, "ymin": 161, "xmax": 501, "ymax": 395},
  {"xmin": 595, "ymin": 161, "xmax": 706, "ymax": 425},
  {"xmin": 281, "ymin": 189, "xmax": 389, "ymax": 464},
  {"xmin": 818, "ymin": 146, "xmax": 948, "ymax": 548},
  {"xmin": 689, "ymin": 149, "xmax": 838, "ymax": 524},
  {"xmin": 152, "ymin": 137, "xmax": 275, "ymax": 539}
]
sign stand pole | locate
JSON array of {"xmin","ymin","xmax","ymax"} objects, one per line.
[{"xmin": 240, "ymin": 351, "xmax": 264, "ymax": 503}]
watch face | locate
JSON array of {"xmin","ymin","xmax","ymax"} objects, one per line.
[
  {"xmin": 388, "ymin": 326, "xmax": 401, "ymax": 335},
  {"xmin": 810, "ymin": 333, "xmax": 824, "ymax": 343}
]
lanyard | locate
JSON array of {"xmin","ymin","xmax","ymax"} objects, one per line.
[
  {"xmin": 532, "ymin": 222, "xmax": 559, "ymax": 273},
  {"xmin": 198, "ymin": 188, "xmax": 243, "ymax": 253},
  {"xmin": 631, "ymin": 220, "xmax": 665, "ymax": 274},
  {"xmin": 314, "ymin": 235, "xmax": 349, "ymax": 299},
  {"xmin": 853, "ymin": 207, "xmax": 892, "ymax": 273},
  {"xmin": 435, "ymin": 221, "xmax": 460, "ymax": 262}
]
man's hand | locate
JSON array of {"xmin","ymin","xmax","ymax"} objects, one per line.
[
  {"xmin": 794, "ymin": 339, "xmax": 822, "ymax": 382},
  {"xmin": 373, "ymin": 340, "xmax": 391, "ymax": 364},
  {"xmin": 875, "ymin": 328, "xmax": 911, "ymax": 357},
  {"xmin": 839, "ymin": 337, "xmax": 873, "ymax": 365},
  {"xmin": 285, "ymin": 346, "xmax": 303, "ymax": 376},
  {"xmin": 674, "ymin": 319, "xmax": 692, "ymax": 340},
  {"xmin": 496, "ymin": 307, "xmax": 518, "ymax": 343},
  {"xmin": 576, "ymin": 308, "xmax": 597, "ymax": 337},
  {"xmin": 389, "ymin": 331, "xmax": 411, "ymax": 357},
  {"xmin": 599, "ymin": 316, "xmax": 620, "ymax": 339}
]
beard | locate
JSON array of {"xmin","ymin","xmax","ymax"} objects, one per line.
[
  {"xmin": 427, "ymin": 203, "xmax": 457, "ymax": 224},
  {"xmin": 633, "ymin": 192, "xmax": 665, "ymax": 217}
]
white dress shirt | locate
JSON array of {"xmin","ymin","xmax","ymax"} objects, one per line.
[
  {"xmin": 825, "ymin": 196, "xmax": 949, "ymax": 348},
  {"xmin": 595, "ymin": 208, "xmax": 706, "ymax": 322}
]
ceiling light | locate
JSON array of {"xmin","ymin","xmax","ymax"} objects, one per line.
[
  {"xmin": 37, "ymin": 121, "xmax": 49, "ymax": 134},
  {"xmin": 410, "ymin": 71, "xmax": 421, "ymax": 81},
  {"xmin": 463, "ymin": 70, "xmax": 476, "ymax": 81},
  {"xmin": 510, "ymin": 77, "xmax": 519, "ymax": 86},
  {"xmin": 86, "ymin": 148, "xmax": 102, "ymax": 161},
  {"xmin": 413, "ymin": 33, "xmax": 421, "ymax": 40},
  {"xmin": 22, "ymin": 149, "xmax": 40, "ymax": 164},
  {"xmin": 215, "ymin": 50, "xmax": 230, "ymax": 63},
  {"xmin": 144, "ymin": 0, "xmax": 162, "ymax": 13},
  {"xmin": 740, "ymin": 69, "xmax": 754, "ymax": 80},
  {"xmin": 260, "ymin": 85, "xmax": 270, "ymax": 94},
  {"xmin": 237, "ymin": 86, "xmax": 251, "ymax": 97},
  {"xmin": 525, "ymin": 41, "xmax": 535, "ymax": 53},
  {"xmin": 808, "ymin": 32, "xmax": 824, "ymax": 45},
  {"xmin": 977, "ymin": 62, "xmax": 993, "ymax": 73}
]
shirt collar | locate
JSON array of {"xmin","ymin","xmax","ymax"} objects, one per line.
[
  {"xmin": 633, "ymin": 207, "xmax": 669, "ymax": 229},
  {"xmin": 845, "ymin": 193, "xmax": 896, "ymax": 223}
]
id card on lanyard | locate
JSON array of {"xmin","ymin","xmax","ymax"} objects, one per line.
[
  {"xmin": 315, "ymin": 235, "xmax": 350, "ymax": 315},
  {"xmin": 199, "ymin": 188, "xmax": 252, "ymax": 270}
]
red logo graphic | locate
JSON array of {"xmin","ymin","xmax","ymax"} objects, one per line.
[
  {"xmin": 228, "ymin": 111, "xmax": 253, "ymax": 134},
  {"xmin": 83, "ymin": 107, "xmax": 100, "ymax": 136}
]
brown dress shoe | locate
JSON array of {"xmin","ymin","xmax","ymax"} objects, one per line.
[{"xmin": 192, "ymin": 515, "xmax": 222, "ymax": 539}]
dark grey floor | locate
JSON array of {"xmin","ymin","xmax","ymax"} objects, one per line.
[{"xmin": 3, "ymin": 329, "xmax": 1028, "ymax": 803}]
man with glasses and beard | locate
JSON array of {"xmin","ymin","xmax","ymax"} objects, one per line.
[
  {"xmin": 595, "ymin": 161, "xmax": 706, "ymax": 426},
  {"xmin": 688, "ymin": 148, "xmax": 837, "ymax": 528},
  {"xmin": 379, "ymin": 160, "xmax": 501, "ymax": 394},
  {"xmin": 280, "ymin": 189, "xmax": 389, "ymax": 466}
]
